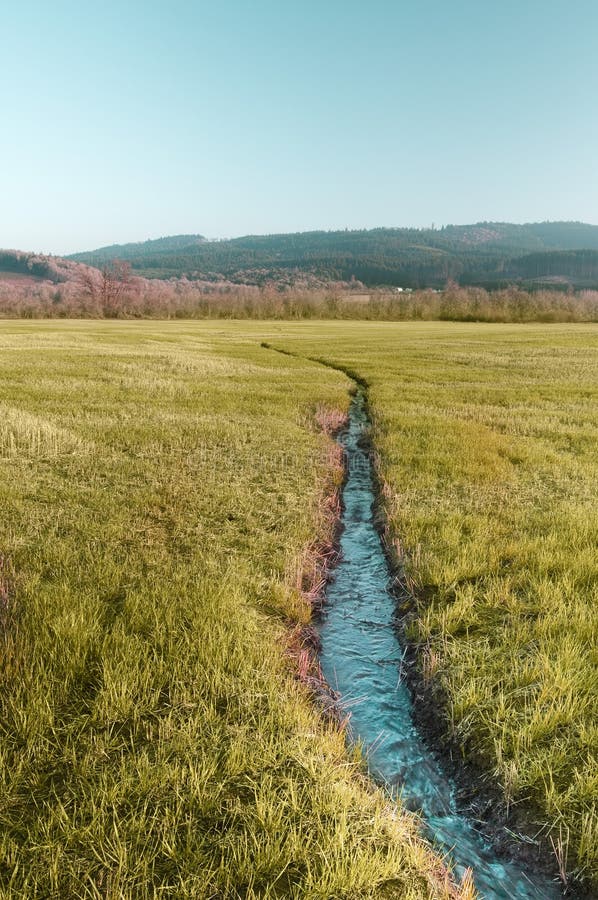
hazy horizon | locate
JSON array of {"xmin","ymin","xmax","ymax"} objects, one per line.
[{"xmin": 3, "ymin": 0, "xmax": 598, "ymax": 255}]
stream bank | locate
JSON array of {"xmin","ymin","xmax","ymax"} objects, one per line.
[{"xmin": 317, "ymin": 388, "xmax": 566, "ymax": 900}]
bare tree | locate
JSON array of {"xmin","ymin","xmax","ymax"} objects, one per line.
[
  {"xmin": 100, "ymin": 260, "xmax": 132, "ymax": 316},
  {"xmin": 75, "ymin": 259, "xmax": 132, "ymax": 316}
]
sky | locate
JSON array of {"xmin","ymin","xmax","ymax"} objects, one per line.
[{"xmin": 2, "ymin": 0, "xmax": 598, "ymax": 254}]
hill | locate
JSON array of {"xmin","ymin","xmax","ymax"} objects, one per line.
[
  {"xmin": 73, "ymin": 234, "xmax": 207, "ymax": 262},
  {"xmin": 67, "ymin": 222, "xmax": 598, "ymax": 289}
]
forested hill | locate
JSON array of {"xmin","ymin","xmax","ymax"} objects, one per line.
[
  {"xmin": 68, "ymin": 222, "xmax": 598, "ymax": 288},
  {"xmin": 74, "ymin": 234, "xmax": 208, "ymax": 260}
]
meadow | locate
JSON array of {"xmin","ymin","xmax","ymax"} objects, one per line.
[
  {"xmin": 0, "ymin": 322, "xmax": 456, "ymax": 899},
  {"xmin": 0, "ymin": 320, "xmax": 596, "ymax": 897}
]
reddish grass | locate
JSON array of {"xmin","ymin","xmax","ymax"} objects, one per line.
[{"xmin": 284, "ymin": 409, "xmax": 348, "ymax": 720}]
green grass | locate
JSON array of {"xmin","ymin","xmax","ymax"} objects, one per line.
[
  {"xmin": 266, "ymin": 321, "xmax": 598, "ymax": 889},
  {"xmin": 0, "ymin": 322, "xmax": 456, "ymax": 899},
  {"xmin": 2, "ymin": 320, "xmax": 596, "ymax": 895}
]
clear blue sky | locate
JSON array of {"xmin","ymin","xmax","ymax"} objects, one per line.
[{"xmin": 2, "ymin": 0, "xmax": 598, "ymax": 254}]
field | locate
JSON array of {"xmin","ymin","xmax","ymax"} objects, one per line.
[
  {"xmin": 0, "ymin": 322, "xmax": 454, "ymax": 899},
  {"xmin": 0, "ymin": 320, "xmax": 596, "ymax": 896}
]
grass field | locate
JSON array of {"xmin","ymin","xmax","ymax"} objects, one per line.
[
  {"xmin": 267, "ymin": 321, "xmax": 598, "ymax": 889},
  {"xmin": 0, "ymin": 322, "xmax": 459, "ymax": 899},
  {"xmin": 1, "ymin": 321, "xmax": 596, "ymax": 896}
]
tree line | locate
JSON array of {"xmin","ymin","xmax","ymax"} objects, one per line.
[{"xmin": 1, "ymin": 274, "xmax": 597, "ymax": 323}]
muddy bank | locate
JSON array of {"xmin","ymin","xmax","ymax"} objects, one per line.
[{"xmin": 284, "ymin": 403, "xmax": 348, "ymax": 725}]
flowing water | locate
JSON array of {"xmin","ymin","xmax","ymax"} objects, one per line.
[{"xmin": 318, "ymin": 391, "xmax": 562, "ymax": 900}]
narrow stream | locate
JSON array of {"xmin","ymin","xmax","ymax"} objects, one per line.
[{"xmin": 318, "ymin": 390, "xmax": 562, "ymax": 900}]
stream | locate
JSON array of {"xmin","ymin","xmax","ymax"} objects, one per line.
[{"xmin": 318, "ymin": 390, "xmax": 562, "ymax": 900}]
